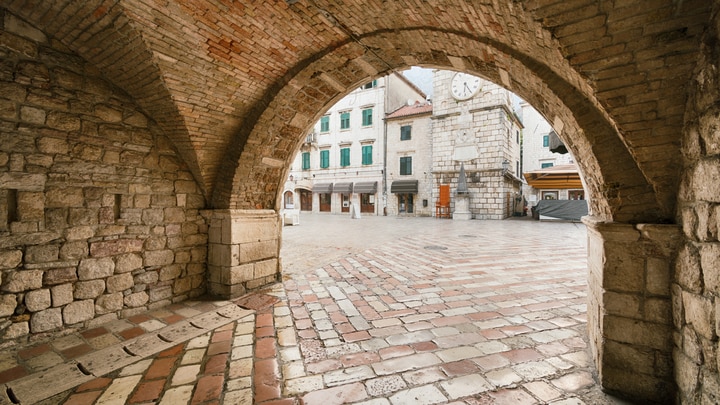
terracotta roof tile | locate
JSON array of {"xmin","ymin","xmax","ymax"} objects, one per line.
[{"xmin": 386, "ymin": 102, "xmax": 433, "ymax": 119}]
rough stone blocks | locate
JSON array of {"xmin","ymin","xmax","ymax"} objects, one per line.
[{"xmin": 206, "ymin": 210, "xmax": 281, "ymax": 298}]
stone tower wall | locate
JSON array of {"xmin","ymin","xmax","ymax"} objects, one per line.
[
  {"xmin": 0, "ymin": 11, "xmax": 208, "ymax": 339},
  {"xmin": 674, "ymin": 4, "xmax": 720, "ymax": 403}
]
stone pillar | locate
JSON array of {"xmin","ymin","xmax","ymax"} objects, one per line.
[
  {"xmin": 453, "ymin": 194, "xmax": 472, "ymax": 220},
  {"xmin": 207, "ymin": 210, "xmax": 281, "ymax": 298},
  {"xmin": 583, "ymin": 216, "xmax": 681, "ymax": 402}
]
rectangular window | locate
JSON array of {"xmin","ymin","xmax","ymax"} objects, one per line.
[
  {"xmin": 340, "ymin": 147, "xmax": 350, "ymax": 167},
  {"xmin": 320, "ymin": 116, "xmax": 330, "ymax": 132},
  {"xmin": 362, "ymin": 80, "xmax": 377, "ymax": 89},
  {"xmin": 340, "ymin": 112, "xmax": 350, "ymax": 129},
  {"xmin": 302, "ymin": 152, "xmax": 310, "ymax": 170},
  {"xmin": 541, "ymin": 162, "xmax": 554, "ymax": 168},
  {"xmin": 400, "ymin": 156, "xmax": 412, "ymax": 175},
  {"xmin": 362, "ymin": 108, "xmax": 373, "ymax": 126},
  {"xmin": 362, "ymin": 145, "xmax": 372, "ymax": 165},
  {"xmin": 400, "ymin": 125, "xmax": 411, "ymax": 140},
  {"xmin": 320, "ymin": 150, "xmax": 329, "ymax": 168},
  {"xmin": 543, "ymin": 134, "xmax": 549, "ymax": 147}
]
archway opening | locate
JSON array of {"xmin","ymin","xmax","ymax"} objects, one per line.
[{"xmin": 272, "ymin": 68, "xmax": 610, "ymax": 402}]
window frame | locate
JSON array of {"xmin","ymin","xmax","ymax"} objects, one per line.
[
  {"xmin": 340, "ymin": 147, "xmax": 351, "ymax": 167},
  {"xmin": 362, "ymin": 80, "xmax": 377, "ymax": 89},
  {"xmin": 400, "ymin": 156, "xmax": 412, "ymax": 175},
  {"xmin": 362, "ymin": 145, "xmax": 372, "ymax": 165},
  {"xmin": 400, "ymin": 125, "xmax": 411, "ymax": 141},
  {"xmin": 340, "ymin": 112, "xmax": 351, "ymax": 130},
  {"xmin": 302, "ymin": 152, "xmax": 310, "ymax": 170},
  {"xmin": 362, "ymin": 108, "xmax": 373, "ymax": 126},
  {"xmin": 320, "ymin": 150, "xmax": 330, "ymax": 169}
]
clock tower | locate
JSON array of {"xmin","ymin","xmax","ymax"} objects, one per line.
[{"xmin": 431, "ymin": 70, "xmax": 523, "ymax": 219}]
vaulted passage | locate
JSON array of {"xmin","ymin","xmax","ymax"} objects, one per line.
[{"xmin": 0, "ymin": 1, "xmax": 719, "ymax": 403}]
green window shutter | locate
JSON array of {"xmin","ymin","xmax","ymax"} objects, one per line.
[
  {"xmin": 340, "ymin": 148, "xmax": 350, "ymax": 167},
  {"xmin": 541, "ymin": 162, "xmax": 554, "ymax": 168},
  {"xmin": 302, "ymin": 152, "xmax": 310, "ymax": 170},
  {"xmin": 341, "ymin": 112, "xmax": 350, "ymax": 129},
  {"xmin": 362, "ymin": 108, "xmax": 373, "ymax": 126},
  {"xmin": 400, "ymin": 125, "xmax": 411, "ymax": 140},
  {"xmin": 362, "ymin": 145, "xmax": 372, "ymax": 165},
  {"xmin": 400, "ymin": 156, "xmax": 412, "ymax": 175},
  {"xmin": 320, "ymin": 116, "xmax": 329, "ymax": 132},
  {"xmin": 320, "ymin": 150, "xmax": 329, "ymax": 168},
  {"xmin": 543, "ymin": 135, "xmax": 549, "ymax": 147}
]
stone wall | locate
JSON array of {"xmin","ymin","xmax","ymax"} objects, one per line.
[
  {"xmin": 675, "ymin": 4, "xmax": 720, "ymax": 403},
  {"xmin": 0, "ymin": 10, "xmax": 208, "ymax": 339}
]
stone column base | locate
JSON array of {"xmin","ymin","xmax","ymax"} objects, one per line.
[
  {"xmin": 206, "ymin": 209, "xmax": 281, "ymax": 299},
  {"xmin": 583, "ymin": 216, "xmax": 681, "ymax": 402},
  {"xmin": 453, "ymin": 194, "xmax": 472, "ymax": 220}
]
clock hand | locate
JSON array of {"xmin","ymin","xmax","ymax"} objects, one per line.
[{"xmin": 464, "ymin": 83, "xmax": 471, "ymax": 94}]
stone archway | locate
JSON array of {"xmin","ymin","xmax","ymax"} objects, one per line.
[
  {"xmin": 2, "ymin": 1, "xmax": 716, "ymax": 402},
  {"xmin": 207, "ymin": 34, "xmax": 680, "ymax": 403}
]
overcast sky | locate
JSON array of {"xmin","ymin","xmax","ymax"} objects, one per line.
[{"xmin": 401, "ymin": 66, "xmax": 434, "ymax": 98}]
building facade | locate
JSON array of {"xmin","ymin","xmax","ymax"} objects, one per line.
[
  {"xmin": 288, "ymin": 70, "xmax": 525, "ymax": 220},
  {"xmin": 385, "ymin": 102, "xmax": 434, "ymax": 216},
  {"xmin": 285, "ymin": 74, "xmax": 426, "ymax": 216},
  {"xmin": 430, "ymin": 71, "xmax": 523, "ymax": 219}
]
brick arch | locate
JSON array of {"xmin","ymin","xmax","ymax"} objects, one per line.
[
  {"xmin": 213, "ymin": 28, "xmax": 661, "ymax": 223},
  {"xmin": 7, "ymin": 1, "xmax": 698, "ymax": 224}
]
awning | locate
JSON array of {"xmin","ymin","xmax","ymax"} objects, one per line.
[
  {"xmin": 354, "ymin": 181, "xmax": 377, "ymax": 194},
  {"xmin": 390, "ymin": 180, "xmax": 418, "ymax": 193},
  {"xmin": 523, "ymin": 164, "xmax": 583, "ymax": 189},
  {"xmin": 312, "ymin": 183, "xmax": 333, "ymax": 193},
  {"xmin": 334, "ymin": 182, "xmax": 353, "ymax": 194}
]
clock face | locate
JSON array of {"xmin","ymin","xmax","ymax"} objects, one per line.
[{"xmin": 451, "ymin": 72, "xmax": 482, "ymax": 100}]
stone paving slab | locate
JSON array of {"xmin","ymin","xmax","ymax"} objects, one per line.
[
  {"xmin": 0, "ymin": 302, "xmax": 252, "ymax": 404},
  {"xmin": 0, "ymin": 215, "xmax": 639, "ymax": 404}
]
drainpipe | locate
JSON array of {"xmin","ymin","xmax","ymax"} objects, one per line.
[
  {"xmin": 382, "ymin": 77, "xmax": 388, "ymax": 216},
  {"xmin": 382, "ymin": 116, "xmax": 388, "ymax": 216}
]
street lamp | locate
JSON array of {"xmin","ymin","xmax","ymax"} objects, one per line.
[{"xmin": 501, "ymin": 159, "xmax": 510, "ymax": 174}]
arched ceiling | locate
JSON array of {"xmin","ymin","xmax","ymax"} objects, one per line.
[{"xmin": 5, "ymin": 0, "xmax": 713, "ymax": 223}]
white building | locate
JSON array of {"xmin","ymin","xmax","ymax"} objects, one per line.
[
  {"xmin": 287, "ymin": 70, "xmax": 526, "ymax": 220},
  {"xmin": 519, "ymin": 102, "xmax": 583, "ymax": 206},
  {"xmin": 284, "ymin": 74, "xmax": 426, "ymax": 216}
]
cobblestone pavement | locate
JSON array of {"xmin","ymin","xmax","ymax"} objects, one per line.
[{"xmin": 0, "ymin": 214, "xmax": 634, "ymax": 404}]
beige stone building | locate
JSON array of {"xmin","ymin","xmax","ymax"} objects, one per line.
[
  {"xmin": 385, "ymin": 101, "xmax": 434, "ymax": 216},
  {"xmin": 431, "ymin": 71, "xmax": 523, "ymax": 219}
]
